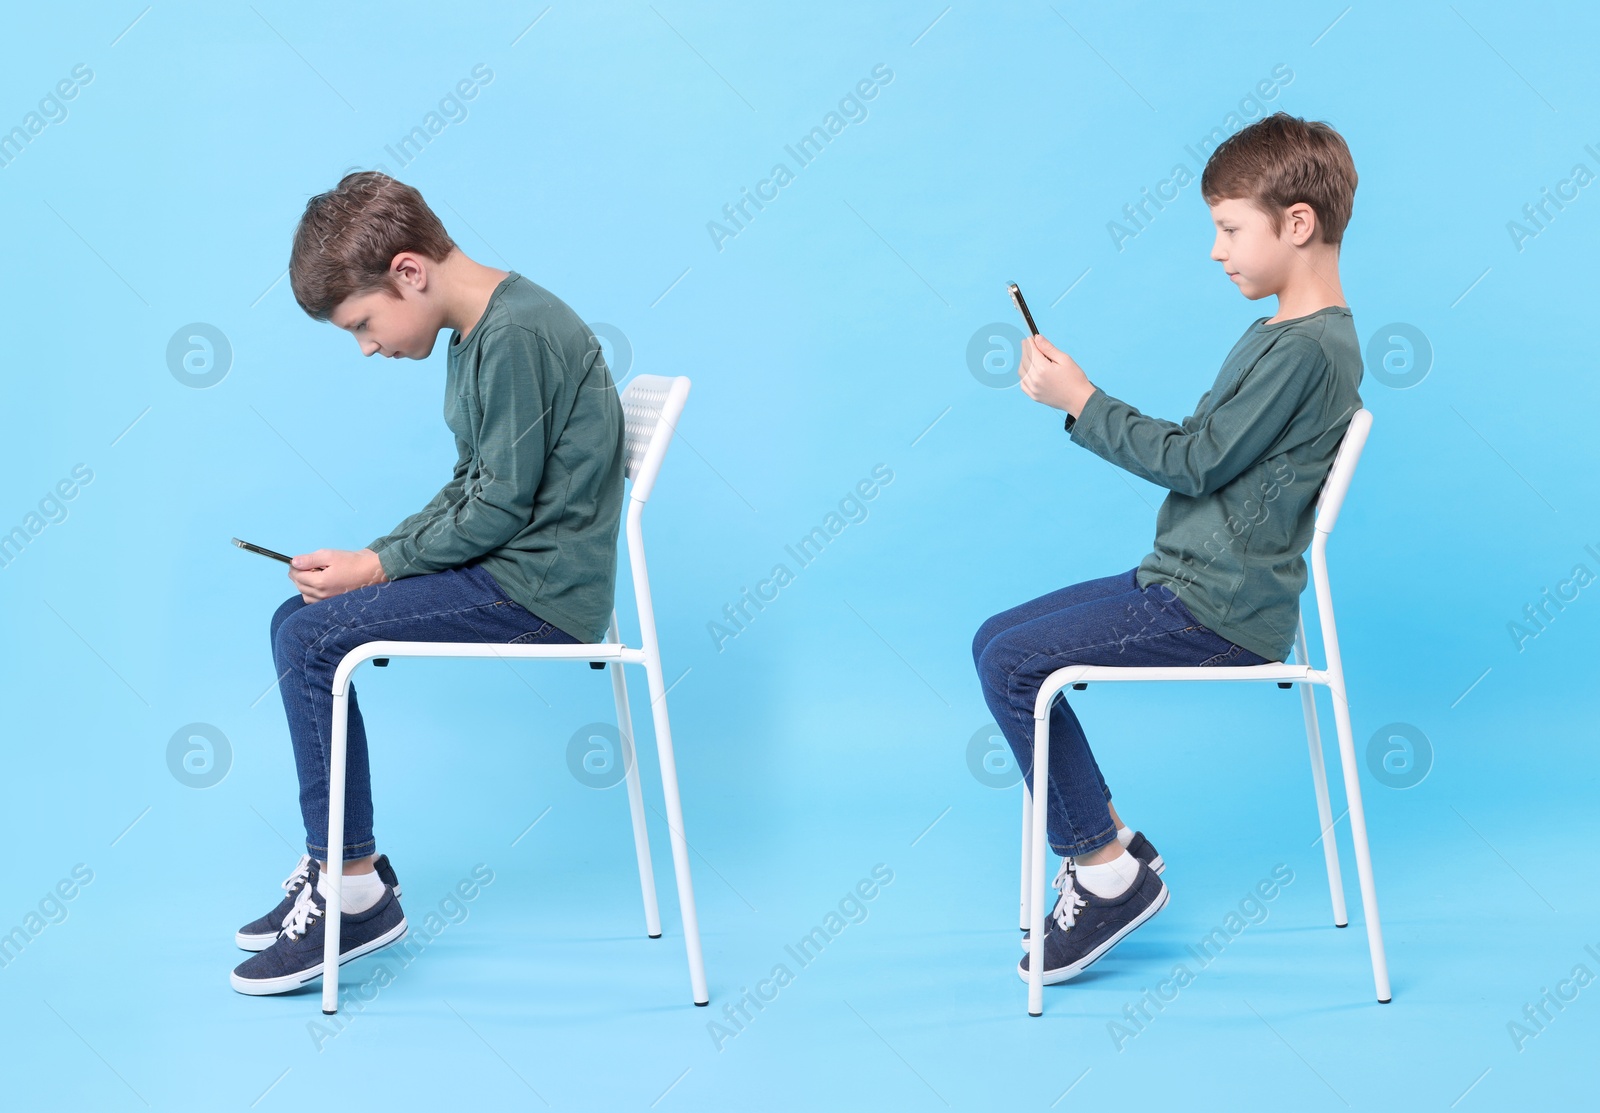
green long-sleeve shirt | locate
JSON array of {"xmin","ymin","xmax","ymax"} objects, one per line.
[
  {"xmin": 367, "ymin": 272, "xmax": 625, "ymax": 644},
  {"xmin": 1067, "ymin": 305, "xmax": 1364, "ymax": 663}
]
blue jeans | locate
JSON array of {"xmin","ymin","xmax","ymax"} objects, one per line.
[
  {"xmin": 971, "ymin": 568, "xmax": 1271, "ymax": 857},
  {"xmin": 270, "ymin": 561, "xmax": 580, "ymax": 861}
]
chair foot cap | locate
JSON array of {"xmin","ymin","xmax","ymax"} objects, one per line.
[
  {"xmin": 322, "ymin": 1008, "xmax": 337, "ymax": 1015},
  {"xmin": 649, "ymin": 933, "xmax": 662, "ymax": 939},
  {"xmin": 1335, "ymin": 921, "xmax": 1348, "ymax": 928},
  {"xmin": 1378, "ymin": 997, "xmax": 1392, "ymax": 1004},
  {"xmin": 1029, "ymin": 1009, "xmax": 1042, "ymax": 1018},
  {"xmin": 694, "ymin": 999, "xmax": 709, "ymax": 1007}
]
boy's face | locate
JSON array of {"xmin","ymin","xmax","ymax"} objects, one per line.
[
  {"xmin": 1207, "ymin": 197, "xmax": 1311, "ymax": 302},
  {"xmin": 328, "ymin": 255, "xmax": 442, "ymax": 360}
]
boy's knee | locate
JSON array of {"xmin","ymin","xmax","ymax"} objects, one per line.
[
  {"xmin": 270, "ymin": 594, "xmax": 305, "ymax": 644},
  {"xmin": 973, "ymin": 634, "xmax": 1014, "ymax": 689},
  {"xmin": 271, "ymin": 598, "xmax": 323, "ymax": 665},
  {"xmin": 972, "ymin": 615, "xmax": 1007, "ymax": 666}
]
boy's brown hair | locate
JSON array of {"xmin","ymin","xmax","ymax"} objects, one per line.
[
  {"xmin": 1201, "ymin": 112, "xmax": 1357, "ymax": 247},
  {"xmin": 289, "ymin": 171, "xmax": 457, "ymax": 320}
]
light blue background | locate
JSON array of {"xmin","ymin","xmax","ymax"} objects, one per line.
[{"xmin": 2, "ymin": 1, "xmax": 1596, "ymax": 1109}]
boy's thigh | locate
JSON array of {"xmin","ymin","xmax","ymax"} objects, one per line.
[
  {"xmin": 982, "ymin": 577, "xmax": 1252, "ymax": 680},
  {"xmin": 973, "ymin": 567, "xmax": 1139, "ymax": 660},
  {"xmin": 274, "ymin": 563, "xmax": 573, "ymax": 664}
]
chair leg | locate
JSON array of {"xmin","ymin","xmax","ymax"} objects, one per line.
[
  {"xmin": 1026, "ymin": 701, "xmax": 1052, "ymax": 1017},
  {"xmin": 1296, "ymin": 621, "xmax": 1347, "ymax": 928},
  {"xmin": 1327, "ymin": 670, "xmax": 1393, "ymax": 1003},
  {"xmin": 1019, "ymin": 783, "xmax": 1033, "ymax": 932},
  {"xmin": 609, "ymin": 617, "xmax": 661, "ymax": 938},
  {"xmin": 321, "ymin": 688, "xmax": 350, "ymax": 1015},
  {"xmin": 642, "ymin": 650, "xmax": 709, "ymax": 1005}
]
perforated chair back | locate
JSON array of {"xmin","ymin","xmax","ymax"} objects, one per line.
[
  {"xmin": 619, "ymin": 375, "xmax": 691, "ymax": 505},
  {"xmin": 1313, "ymin": 408, "xmax": 1372, "ymax": 536}
]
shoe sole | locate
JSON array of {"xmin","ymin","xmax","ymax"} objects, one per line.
[
  {"xmin": 230, "ymin": 918, "xmax": 409, "ymax": 996},
  {"xmin": 235, "ymin": 883, "xmax": 402, "ymax": 952},
  {"xmin": 1017, "ymin": 882, "xmax": 1170, "ymax": 985},
  {"xmin": 1020, "ymin": 855, "xmax": 1164, "ymax": 950},
  {"xmin": 235, "ymin": 929, "xmax": 279, "ymax": 952}
]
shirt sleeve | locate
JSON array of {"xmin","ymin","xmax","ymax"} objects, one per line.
[
  {"xmin": 368, "ymin": 325, "xmax": 555, "ymax": 580},
  {"xmin": 365, "ymin": 449, "xmax": 471, "ymax": 557},
  {"xmin": 1067, "ymin": 335, "xmax": 1325, "ymax": 498}
]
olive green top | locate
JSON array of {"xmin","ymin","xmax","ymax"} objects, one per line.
[
  {"xmin": 368, "ymin": 272, "xmax": 625, "ymax": 643},
  {"xmin": 1068, "ymin": 306, "xmax": 1364, "ymax": 662}
]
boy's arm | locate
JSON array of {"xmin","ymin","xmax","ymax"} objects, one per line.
[
  {"xmin": 368, "ymin": 325, "xmax": 553, "ymax": 580},
  {"xmin": 365, "ymin": 450, "xmax": 472, "ymax": 557},
  {"xmin": 1069, "ymin": 335, "xmax": 1325, "ymax": 498}
]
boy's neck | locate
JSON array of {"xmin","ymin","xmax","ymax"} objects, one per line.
[
  {"xmin": 1266, "ymin": 244, "xmax": 1346, "ymax": 324},
  {"xmin": 435, "ymin": 250, "xmax": 512, "ymax": 340}
]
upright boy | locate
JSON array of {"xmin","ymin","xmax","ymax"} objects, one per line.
[
  {"xmin": 231, "ymin": 172, "xmax": 626, "ymax": 995},
  {"xmin": 972, "ymin": 112, "xmax": 1363, "ymax": 985}
]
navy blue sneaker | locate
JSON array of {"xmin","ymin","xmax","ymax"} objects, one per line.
[
  {"xmin": 230, "ymin": 883, "xmax": 407, "ymax": 995},
  {"xmin": 236, "ymin": 854, "xmax": 402, "ymax": 951},
  {"xmin": 1017, "ymin": 860, "xmax": 1169, "ymax": 984},
  {"xmin": 1021, "ymin": 832, "xmax": 1164, "ymax": 949}
]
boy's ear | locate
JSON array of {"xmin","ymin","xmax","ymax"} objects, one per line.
[
  {"xmin": 389, "ymin": 252, "xmax": 428, "ymax": 290},
  {"xmin": 1285, "ymin": 202, "xmax": 1319, "ymax": 246}
]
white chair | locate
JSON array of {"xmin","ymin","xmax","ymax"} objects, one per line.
[
  {"xmin": 317, "ymin": 374, "xmax": 709, "ymax": 1015},
  {"xmin": 1019, "ymin": 408, "xmax": 1386, "ymax": 1016}
]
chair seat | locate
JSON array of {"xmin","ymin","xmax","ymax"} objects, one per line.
[
  {"xmin": 1044, "ymin": 662, "xmax": 1318, "ymax": 685},
  {"xmin": 352, "ymin": 638, "xmax": 635, "ymax": 662}
]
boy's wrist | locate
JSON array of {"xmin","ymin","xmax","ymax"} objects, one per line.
[
  {"xmin": 1065, "ymin": 382, "xmax": 1098, "ymax": 425},
  {"xmin": 361, "ymin": 547, "xmax": 390, "ymax": 584}
]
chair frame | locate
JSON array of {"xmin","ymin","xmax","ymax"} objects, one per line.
[
  {"xmin": 317, "ymin": 374, "xmax": 709, "ymax": 1015},
  {"xmin": 1019, "ymin": 409, "xmax": 1387, "ymax": 1016}
]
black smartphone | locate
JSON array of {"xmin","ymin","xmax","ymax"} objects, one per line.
[
  {"xmin": 231, "ymin": 537, "xmax": 292, "ymax": 564},
  {"xmin": 1007, "ymin": 282, "xmax": 1040, "ymax": 336}
]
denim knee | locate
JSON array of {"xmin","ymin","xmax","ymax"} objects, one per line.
[
  {"xmin": 270, "ymin": 598, "xmax": 323, "ymax": 671},
  {"xmin": 270, "ymin": 594, "xmax": 305, "ymax": 648},
  {"xmin": 971, "ymin": 612, "xmax": 1010, "ymax": 668}
]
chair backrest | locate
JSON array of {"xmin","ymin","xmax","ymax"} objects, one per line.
[
  {"xmin": 619, "ymin": 374, "xmax": 691, "ymax": 504},
  {"xmin": 1312, "ymin": 408, "xmax": 1372, "ymax": 536}
]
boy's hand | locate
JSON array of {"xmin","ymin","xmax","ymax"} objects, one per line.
[
  {"xmin": 289, "ymin": 548, "xmax": 388, "ymax": 603},
  {"xmin": 1018, "ymin": 333, "xmax": 1096, "ymax": 416}
]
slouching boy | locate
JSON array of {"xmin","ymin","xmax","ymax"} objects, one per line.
[{"xmin": 231, "ymin": 172, "xmax": 625, "ymax": 995}]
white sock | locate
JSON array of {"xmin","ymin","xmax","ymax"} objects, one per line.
[
  {"xmin": 317, "ymin": 866, "xmax": 385, "ymax": 914},
  {"xmin": 1116, "ymin": 825, "xmax": 1134, "ymax": 848},
  {"xmin": 1076, "ymin": 847, "xmax": 1141, "ymax": 898}
]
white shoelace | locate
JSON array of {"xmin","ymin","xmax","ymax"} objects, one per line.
[
  {"xmin": 280, "ymin": 854, "xmax": 313, "ymax": 896},
  {"xmin": 1052, "ymin": 882, "xmax": 1088, "ymax": 933},
  {"xmin": 281, "ymin": 883, "xmax": 324, "ymax": 940},
  {"xmin": 1022, "ymin": 858, "xmax": 1085, "ymax": 937}
]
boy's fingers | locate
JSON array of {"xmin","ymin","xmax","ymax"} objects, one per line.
[{"xmin": 1018, "ymin": 340, "xmax": 1038, "ymax": 375}]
